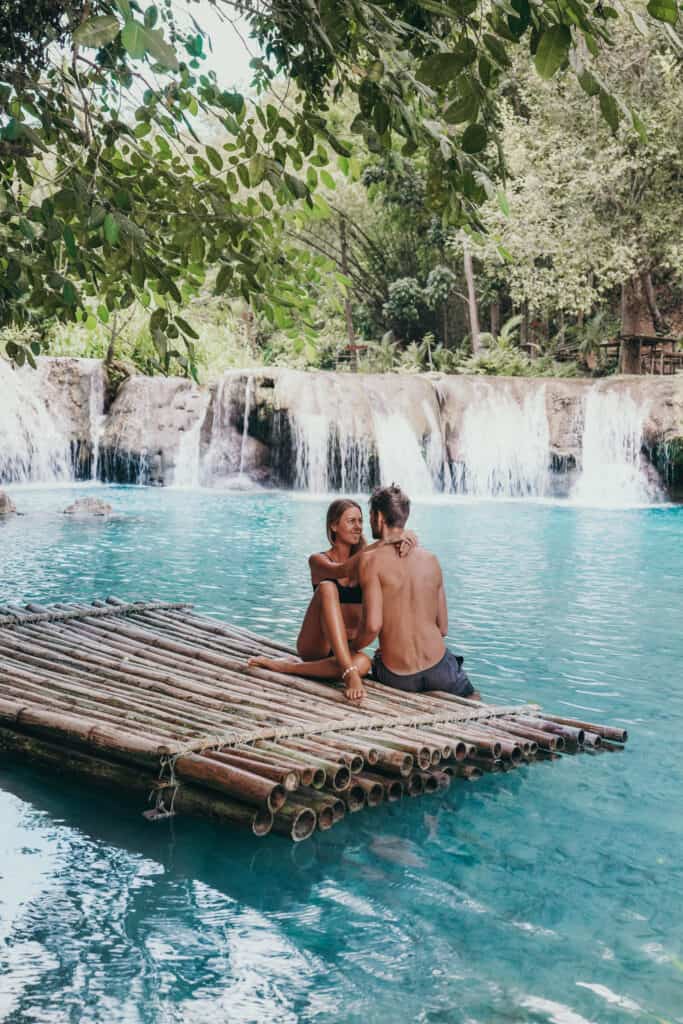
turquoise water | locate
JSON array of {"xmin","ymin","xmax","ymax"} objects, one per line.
[{"xmin": 1, "ymin": 485, "xmax": 682, "ymax": 1024}]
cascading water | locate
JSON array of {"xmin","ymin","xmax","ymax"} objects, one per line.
[
  {"xmin": 293, "ymin": 413, "xmax": 331, "ymax": 492},
  {"xmin": 87, "ymin": 361, "xmax": 107, "ymax": 481},
  {"xmin": 372, "ymin": 411, "xmax": 435, "ymax": 495},
  {"xmin": 449, "ymin": 383, "xmax": 550, "ymax": 497},
  {"xmin": 238, "ymin": 375, "xmax": 253, "ymax": 478},
  {"xmin": 571, "ymin": 388, "xmax": 662, "ymax": 505},
  {"xmin": 173, "ymin": 394, "xmax": 208, "ymax": 488},
  {"xmin": 0, "ymin": 360, "xmax": 73, "ymax": 484},
  {"xmin": 1, "ymin": 360, "xmax": 673, "ymax": 501}
]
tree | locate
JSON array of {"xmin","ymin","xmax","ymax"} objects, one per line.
[
  {"xmin": 466, "ymin": 9, "xmax": 683, "ymax": 358},
  {"xmin": 1, "ymin": 0, "xmax": 678, "ymax": 370}
]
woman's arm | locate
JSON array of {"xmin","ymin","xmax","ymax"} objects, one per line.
[{"xmin": 309, "ymin": 533, "xmax": 419, "ymax": 585}]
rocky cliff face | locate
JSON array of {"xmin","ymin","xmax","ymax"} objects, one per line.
[{"xmin": 1, "ymin": 358, "xmax": 682, "ymax": 499}]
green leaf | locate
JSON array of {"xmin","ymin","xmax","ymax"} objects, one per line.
[
  {"xmin": 114, "ymin": 0, "xmax": 131, "ymax": 17},
  {"xmin": 578, "ymin": 69, "xmax": 600, "ymax": 96},
  {"xmin": 249, "ymin": 153, "xmax": 266, "ymax": 185},
  {"xmin": 73, "ymin": 15, "xmax": 121, "ymax": 49},
  {"xmin": 141, "ymin": 26, "xmax": 179, "ymax": 70},
  {"xmin": 175, "ymin": 316, "xmax": 199, "ymax": 339},
  {"xmin": 205, "ymin": 145, "xmax": 223, "ymax": 170},
  {"xmin": 444, "ymin": 81, "xmax": 480, "ymax": 124},
  {"xmin": 647, "ymin": 0, "xmax": 678, "ymax": 24},
  {"xmin": 103, "ymin": 213, "xmax": 120, "ymax": 245},
  {"xmin": 461, "ymin": 123, "xmax": 488, "ymax": 153},
  {"xmin": 284, "ymin": 173, "xmax": 308, "ymax": 199},
  {"xmin": 98, "ymin": 304, "xmax": 110, "ymax": 324},
  {"xmin": 215, "ymin": 264, "xmax": 233, "ymax": 295},
  {"xmin": 144, "ymin": 5, "xmax": 159, "ymax": 29},
  {"xmin": 63, "ymin": 225, "xmax": 77, "ymax": 258},
  {"xmin": 497, "ymin": 189, "xmax": 510, "ymax": 215},
  {"xmin": 508, "ymin": 0, "xmax": 531, "ymax": 37},
  {"xmin": 599, "ymin": 89, "xmax": 620, "ymax": 133},
  {"xmin": 416, "ymin": 45, "xmax": 476, "ymax": 87},
  {"xmin": 320, "ymin": 169, "xmax": 335, "ymax": 189},
  {"xmin": 121, "ymin": 20, "xmax": 146, "ymax": 59},
  {"xmin": 373, "ymin": 99, "xmax": 391, "ymax": 135},
  {"xmin": 62, "ymin": 281, "xmax": 77, "ymax": 306},
  {"xmin": 631, "ymin": 109, "xmax": 647, "ymax": 142},
  {"xmin": 237, "ymin": 162, "xmax": 251, "ymax": 188},
  {"xmin": 534, "ymin": 25, "xmax": 571, "ymax": 79},
  {"xmin": 483, "ymin": 34, "xmax": 511, "ymax": 68}
]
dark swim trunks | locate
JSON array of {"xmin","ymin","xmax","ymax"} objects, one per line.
[{"xmin": 371, "ymin": 649, "xmax": 474, "ymax": 697}]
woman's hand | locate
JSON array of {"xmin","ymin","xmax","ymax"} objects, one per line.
[{"xmin": 386, "ymin": 530, "xmax": 418, "ymax": 558}]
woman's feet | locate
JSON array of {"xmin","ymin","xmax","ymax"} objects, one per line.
[
  {"xmin": 342, "ymin": 666, "xmax": 367, "ymax": 705},
  {"xmin": 247, "ymin": 654, "xmax": 294, "ymax": 673}
]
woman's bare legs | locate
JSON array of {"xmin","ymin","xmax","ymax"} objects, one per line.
[{"xmin": 248, "ymin": 582, "xmax": 370, "ymax": 702}]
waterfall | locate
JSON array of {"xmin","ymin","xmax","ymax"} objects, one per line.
[
  {"xmin": 238, "ymin": 375, "xmax": 253, "ymax": 477},
  {"xmin": 87, "ymin": 362, "xmax": 107, "ymax": 481},
  {"xmin": 0, "ymin": 360, "xmax": 72, "ymax": 484},
  {"xmin": 572, "ymin": 389, "xmax": 662, "ymax": 505},
  {"xmin": 372, "ymin": 411, "xmax": 435, "ymax": 495},
  {"xmin": 172, "ymin": 396, "xmax": 207, "ymax": 488},
  {"xmin": 449, "ymin": 383, "xmax": 550, "ymax": 497}
]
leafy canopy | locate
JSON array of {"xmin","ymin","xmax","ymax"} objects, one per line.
[{"xmin": 1, "ymin": 0, "xmax": 679, "ymax": 369}]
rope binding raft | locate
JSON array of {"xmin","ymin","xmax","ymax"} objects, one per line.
[{"xmin": 0, "ymin": 598, "xmax": 630, "ymax": 841}]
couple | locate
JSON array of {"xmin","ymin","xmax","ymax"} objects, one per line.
[{"xmin": 249, "ymin": 484, "xmax": 479, "ymax": 705}]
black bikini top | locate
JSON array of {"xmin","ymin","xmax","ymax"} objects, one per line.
[
  {"xmin": 313, "ymin": 579, "xmax": 363, "ymax": 605},
  {"xmin": 312, "ymin": 553, "xmax": 362, "ymax": 605}
]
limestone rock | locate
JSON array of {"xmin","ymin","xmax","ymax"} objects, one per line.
[
  {"xmin": 0, "ymin": 492, "xmax": 17, "ymax": 515},
  {"xmin": 63, "ymin": 497, "xmax": 113, "ymax": 516}
]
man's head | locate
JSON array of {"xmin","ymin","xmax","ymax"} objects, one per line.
[{"xmin": 369, "ymin": 484, "xmax": 411, "ymax": 538}]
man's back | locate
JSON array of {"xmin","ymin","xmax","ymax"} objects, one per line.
[{"xmin": 360, "ymin": 544, "xmax": 446, "ymax": 674}]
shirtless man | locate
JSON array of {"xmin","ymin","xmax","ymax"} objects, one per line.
[{"xmin": 351, "ymin": 484, "xmax": 479, "ymax": 703}]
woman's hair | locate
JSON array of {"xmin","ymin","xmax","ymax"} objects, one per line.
[{"xmin": 326, "ymin": 498, "xmax": 365, "ymax": 554}]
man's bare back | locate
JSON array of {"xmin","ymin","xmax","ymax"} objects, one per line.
[
  {"xmin": 358, "ymin": 544, "xmax": 446, "ymax": 674},
  {"xmin": 350, "ymin": 484, "xmax": 478, "ymax": 700}
]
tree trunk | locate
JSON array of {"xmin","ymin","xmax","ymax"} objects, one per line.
[
  {"xmin": 619, "ymin": 276, "xmax": 645, "ymax": 374},
  {"xmin": 520, "ymin": 301, "xmax": 529, "ymax": 350},
  {"xmin": 490, "ymin": 299, "xmax": 500, "ymax": 338},
  {"xmin": 641, "ymin": 270, "xmax": 667, "ymax": 335},
  {"xmin": 104, "ymin": 311, "xmax": 118, "ymax": 368},
  {"xmin": 463, "ymin": 242, "xmax": 481, "ymax": 354},
  {"xmin": 339, "ymin": 215, "xmax": 357, "ymax": 370}
]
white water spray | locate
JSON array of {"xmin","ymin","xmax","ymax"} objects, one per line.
[
  {"xmin": 450, "ymin": 384, "xmax": 550, "ymax": 497},
  {"xmin": 572, "ymin": 389, "xmax": 661, "ymax": 505},
  {"xmin": 0, "ymin": 360, "xmax": 72, "ymax": 483}
]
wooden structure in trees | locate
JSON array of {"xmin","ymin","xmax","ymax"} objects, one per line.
[
  {"xmin": 0, "ymin": 599, "xmax": 629, "ymax": 841},
  {"xmin": 617, "ymin": 335, "xmax": 682, "ymax": 375}
]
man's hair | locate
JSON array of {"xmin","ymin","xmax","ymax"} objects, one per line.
[{"xmin": 369, "ymin": 484, "xmax": 411, "ymax": 528}]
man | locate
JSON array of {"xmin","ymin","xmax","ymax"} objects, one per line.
[{"xmin": 347, "ymin": 484, "xmax": 479, "ymax": 704}]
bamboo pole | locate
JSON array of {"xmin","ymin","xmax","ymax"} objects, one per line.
[
  {"xmin": 331, "ymin": 784, "xmax": 366, "ymax": 813},
  {"xmin": 0, "ymin": 725, "xmax": 273, "ymax": 835},
  {"xmin": 271, "ymin": 802, "xmax": 317, "ymax": 842},
  {"xmin": 360, "ymin": 771, "xmax": 404, "ymax": 802}
]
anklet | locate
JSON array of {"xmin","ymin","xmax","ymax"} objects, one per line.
[{"xmin": 341, "ymin": 665, "xmax": 357, "ymax": 681}]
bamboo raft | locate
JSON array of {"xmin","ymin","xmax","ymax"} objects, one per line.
[{"xmin": 0, "ymin": 599, "xmax": 629, "ymax": 841}]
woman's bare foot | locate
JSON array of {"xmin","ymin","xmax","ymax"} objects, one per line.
[
  {"xmin": 248, "ymin": 655, "xmax": 293, "ymax": 673},
  {"xmin": 343, "ymin": 668, "xmax": 366, "ymax": 704}
]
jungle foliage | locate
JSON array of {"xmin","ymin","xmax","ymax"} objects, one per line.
[{"xmin": 2, "ymin": 0, "xmax": 679, "ymax": 374}]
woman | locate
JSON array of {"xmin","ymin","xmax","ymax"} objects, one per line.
[{"xmin": 248, "ymin": 498, "xmax": 414, "ymax": 703}]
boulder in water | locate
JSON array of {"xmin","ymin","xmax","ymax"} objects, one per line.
[
  {"xmin": 63, "ymin": 497, "xmax": 113, "ymax": 517},
  {"xmin": 0, "ymin": 492, "xmax": 17, "ymax": 515}
]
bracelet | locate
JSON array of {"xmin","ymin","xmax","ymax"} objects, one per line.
[{"xmin": 341, "ymin": 665, "xmax": 357, "ymax": 681}]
